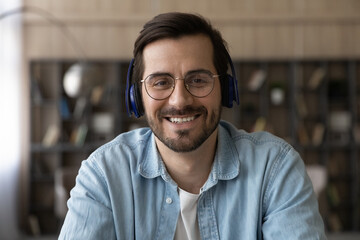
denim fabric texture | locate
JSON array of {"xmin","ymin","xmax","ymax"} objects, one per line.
[{"xmin": 59, "ymin": 121, "xmax": 327, "ymax": 239}]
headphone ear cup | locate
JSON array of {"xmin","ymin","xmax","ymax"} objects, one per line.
[
  {"xmin": 129, "ymin": 82, "xmax": 144, "ymax": 118},
  {"xmin": 227, "ymin": 74, "xmax": 235, "ymax": 108},
  {"xmin": 224, "ymin": 54, "xmax": 240, "ymax": 107},
  {"xmin": 125, "ymin": 59, "xmax": 144, "ymax": 118},
  {"xmin": 220, "ymin": 74, "xmax": 234, "ymax": 108}
]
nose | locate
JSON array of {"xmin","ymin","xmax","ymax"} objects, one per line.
[{"xmin": 168, "ymin": 79, "xmax": 194, "ymax": 108}]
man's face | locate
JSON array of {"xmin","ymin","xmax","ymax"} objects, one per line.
[{"xmin": 142, "ymin": 34, "xmax": 222, "ymax": 153}]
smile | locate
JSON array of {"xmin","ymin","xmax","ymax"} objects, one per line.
[{"xmin": 169, "ymin": 116, "xmax": 196, "ymax": 123}]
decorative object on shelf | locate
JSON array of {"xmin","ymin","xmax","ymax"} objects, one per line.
[
  {"xmin": 306, "ymin": 165, "xmax": 327, "ymax": 198},
  {"xmin": 91, "ymin": 113, "xmax": 114, "ymax": 141},
  {"xmin": 329, "ymin": 111, "xmax": 351, "ymax": 144},
  {"xmin": 270, "ymin": 82, "xmax": 285, "ymax": 105},
  {"xmin": 247, "ymin": 69, "xmax": 266, "ymax": 91},
  {"xmin": 63, "ymin": 63, "xmax": 102, "ymax": 98}
]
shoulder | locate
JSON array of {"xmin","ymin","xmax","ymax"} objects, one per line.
[
  {"xmin": 219, "ymin": 120, "xmax": 301, "ymax": 178},
  {"xmin": 219, "ymin": 120, "xmax": 292, "ymax": 152},
  {"xmin": 92, "ymin": 127, "xmax": 152, "ymax": 155},
  {"xmin": 83, "ymin": 127, "xmax": 153, "ymax": 171}
]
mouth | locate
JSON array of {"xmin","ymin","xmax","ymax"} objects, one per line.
[
  {"xmin": 161, "ymin": 106, "xmax": 206, "ymax": 124},
  {"xmin": 168, "ymin": 116, "xmax": 196, "ymax": 124}
]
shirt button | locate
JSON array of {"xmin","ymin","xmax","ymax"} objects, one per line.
[{"xmin": 166, "ymin": 197, "xmax": 172, "ymax": 204}]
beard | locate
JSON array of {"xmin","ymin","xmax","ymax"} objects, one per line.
[{"xmin": 146, "ymin": 105, "xmax": 221, "ymax": 153}]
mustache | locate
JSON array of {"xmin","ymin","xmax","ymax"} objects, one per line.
[{"xmin": 159, "ymin": 106, "xmax": 207, "ymax": 116}]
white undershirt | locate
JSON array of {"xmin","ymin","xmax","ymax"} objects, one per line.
[{"xmin": 174, "ymin": 188, "xmax": 201, "ymax": 240}]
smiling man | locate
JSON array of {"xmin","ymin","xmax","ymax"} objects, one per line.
[
  {"xmin": 59, "ymin": 12, "xmax": 327, "ymax": 239},
  {"xmin": 143, "ymin": 35, "xmax": 221, "ymax": 154}
]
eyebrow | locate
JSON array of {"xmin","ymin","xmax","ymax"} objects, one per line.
[{"xmin": 146, "ymin": 68, "xmax": 214, "ymax": 78}]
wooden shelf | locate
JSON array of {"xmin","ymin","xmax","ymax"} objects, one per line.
[{"xmin": 27, "ymin": 59, "xmax": 360, "ymax": 235}]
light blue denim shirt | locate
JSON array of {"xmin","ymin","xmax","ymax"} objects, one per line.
[{"xmin": 59, "ymin": 121, "xmax": 326, "ymax": 239}]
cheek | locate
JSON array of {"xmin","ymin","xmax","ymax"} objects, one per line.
[
  {"xmin": 210, "ymin": 82, "xmax": 222, "ymax": 106},
  {"xmin": 142, "ymin": 92, "xmax": 161, "ymax": 117}
]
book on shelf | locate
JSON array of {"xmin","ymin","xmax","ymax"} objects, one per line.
[
  {"xmin": 60, "ymin": 97, "xmax": 71, "ymax": 119},
  {"xmin": 326, "ymin": 184, "xmax": 340, "ymax": 208},
  {"xmin": 353, "ymin": 125, "xmax": 360, "ymax": 143},
  {"xmin": 42, "ymin": 124, "xmax": 60, "ymax": 146},
  {"xmin": 308, "ymin": 67, "xmax": 326, "ymax": 90},
  {"xmin": 31, "ymin": 77, "xmax": 43, "ymax": 104},
  {"xmin": 28, "ymin": 215, "xmax": 41, "ymax": 236},
  {"xmin": 327, "ymin": 214, "xmax": 343, "ymax": 232},
  {"xmin": 90, "ymin": 85, "xmax": 105, "ymax": 105},
  {"xmin": 70, "ymin": 123, "xmax": 88, "ymax": 146},
  {"xmin": 297, "ymin": 122, "xmax": 310, "ymax": 145},
  {"xmin": 73, "ymin": 97, "xmax": 88, "ymax": 119},
  {"xmin": 312, "ymin": 123, "xmax": 325, "ymax": 146},
  {"xmin": 247, "ymin": 69, "xmax": 266, "ymax": 91},
  {"xmin": 252, "ymin": 117, "xmax": 267, "ymax": 132}
]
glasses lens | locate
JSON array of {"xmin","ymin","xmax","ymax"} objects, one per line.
[
  {"xmin": 185, "ymin": 72, "xmax": 214, "ymax": 97},
  {"xmin": 145, "ymin": 74, "xmax": 174, "ymax": 100}
]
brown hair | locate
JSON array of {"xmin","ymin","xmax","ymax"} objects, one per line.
[{"xmin": 132, "ymin": 12, "xmax": 229, "ymax": 85}]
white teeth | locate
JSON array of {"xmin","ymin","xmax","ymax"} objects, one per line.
[{"xmin": 169, "ymin": 116, "xmax": 195, "ymax": 123}]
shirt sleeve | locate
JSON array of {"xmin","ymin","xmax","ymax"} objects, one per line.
[
  {"xmin": 261, "ymin": 147, "xmax": 327, "ymax": 240},
  {"xmin": 58, "ymin": 158, "xmax": 116, "ymax": 240}
]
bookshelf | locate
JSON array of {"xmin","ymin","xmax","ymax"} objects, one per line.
[
  {"xmin": 27, "ymin": 59, "xmax": 360, "ymax": 235},
  {"xmin": 223, "ymin": 59, "xmax": 360, "ymax": 232},
  {"xmin": 28, "ymin": 60, "xmax": 146, "ymax": 235}
]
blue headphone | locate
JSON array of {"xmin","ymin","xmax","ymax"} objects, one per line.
[{"xmin": 125, "ymin": 53, "xmax": 239, "ymax": 118}]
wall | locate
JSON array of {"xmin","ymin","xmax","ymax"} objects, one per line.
[
  {"xmin": 22, "ymin": 0, "xmax": 360, "ymax": 60},
  {"xmin": 0, "ymin": 1, "xmax": 23, "ymax": 240}
]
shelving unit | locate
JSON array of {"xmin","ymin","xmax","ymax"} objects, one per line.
[
  {"xmin": 224, "ymin": 59, "xmax": 359, "ymax": 232},
  {"xmin": 27, "ymin": 59, "xmax": 359, "ymax": 235},
  {"xmin": 28, "ymin": 60, "xmax": 146, "ymax": 235}
]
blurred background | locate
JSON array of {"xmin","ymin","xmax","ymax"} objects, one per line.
[{"xmin": 1, "ymin": 0, "xmax": 360, "ymax": 239}]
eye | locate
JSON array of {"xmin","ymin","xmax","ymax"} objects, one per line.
[
  {"xmin": 148, "ymin": 75, "xmax": 173, "ymax": 89},
  {"xmin": 186, "ymin": 73, "xmax": 212, "ymax": 87}
]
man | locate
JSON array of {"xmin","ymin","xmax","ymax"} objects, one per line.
[{"xmin": 59, "ymin": 12, "xmax": 326, "ymax": 239}]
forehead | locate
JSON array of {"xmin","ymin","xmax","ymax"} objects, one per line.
[{"xmin": 142, "ymin": 34, "xmax": 215, "ymax": 76}]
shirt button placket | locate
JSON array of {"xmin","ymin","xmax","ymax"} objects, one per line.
[{"xmin": 166, "ymin": 197, "xmax": 172, "ymax": 204}]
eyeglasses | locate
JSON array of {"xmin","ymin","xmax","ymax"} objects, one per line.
[{"xmin": 140, "ymin": 70, "xmax": 220, "ymax": 100}]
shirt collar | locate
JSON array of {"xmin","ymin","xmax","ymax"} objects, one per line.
[{"xmin": 201, "ymin": 122, "xmax": 240, "ymax": 192}]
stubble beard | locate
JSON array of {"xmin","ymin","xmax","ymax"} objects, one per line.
[{"xmin": 146, "ymin": 105, "xmax": 221, "ymax": 153}]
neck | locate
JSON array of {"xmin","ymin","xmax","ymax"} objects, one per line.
[{"xmin": 156, "ymin": 129, "xmax": 218, "ymax": 194}]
